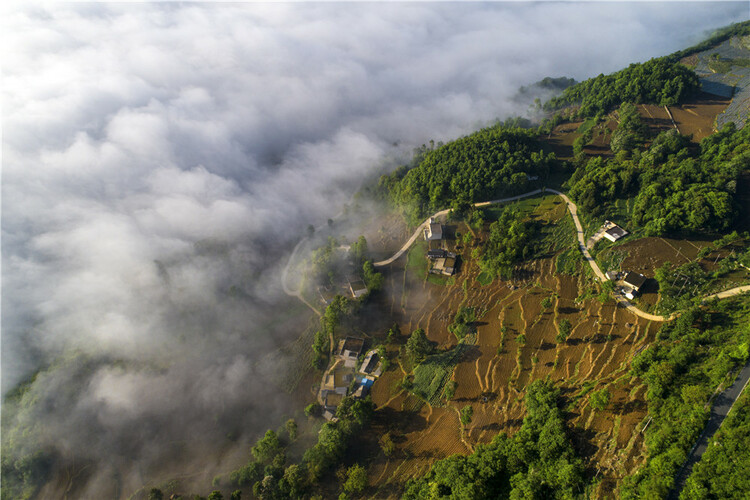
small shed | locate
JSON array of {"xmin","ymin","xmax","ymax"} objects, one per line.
[
  {"xmin": 427, "ymin": 249, "xmax": 447, "ymax": 260},
  {"xmin": 425, "ymin": 220, "xmax": 443, "ymax": 241},
  {"xmin": 339, "ymin": 336, "xmax": 365, "ymax": 367},
  {"xmin": 623, "ymin": 271, "xmax": 647, "ymax": 292},
  {"xmin": 323, "ymin": 391, "xmax": 344, "ymax": 420},
  {"xmin": 442, "ymin": 257, "xmax": 456, "ymax": 276},
  {"xmin": 603, "ymin": 225, "xmax": 628, "ymax": 243}
]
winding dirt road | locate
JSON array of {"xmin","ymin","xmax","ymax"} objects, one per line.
[
  {"xmin": 280, "ymin": 185, "xmax": 750, "ymax": 468},
  {"xmin": 369, "ymin": 188, "xmax": 750, "ymax": 323},
  {"xmin": 281, "ymin": 236, "xmax": 322, "ymax": 316}
]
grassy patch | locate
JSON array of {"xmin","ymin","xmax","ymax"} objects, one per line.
[
  {"xmin": 534, "ymin": 211, "xmax": 576, "ymax": 259},
  {"xmin": 556, "ymin": 247, "xmax": 582, "ymax": 276},
  {"xmin": 708, "ymin": 58, "xmax": 733, "ymax": 74},
  {"xmin": 476, "ymin": 271, "xmax": 494, "ymax": 286},
  {"xmin": 597, "ymin": 249, "xmax": 629, "ymax": 273},
  {"xmin": 410, "ymin": 336, "xmax": 476, "ymax": 407},
  {"xmin": 480, "ymin": 193, "xmax": 550, "ymax": 221},
  {"xmin": 577, "ymin": 117, "xmax": 598, "ymax": 135},
  {"xmin": 406, "ymin": 240, "xmax": 428, "ymax": 277},
  {"xmin": 427, "ymin": 274, "xmax": 456, "ymax": 286}
]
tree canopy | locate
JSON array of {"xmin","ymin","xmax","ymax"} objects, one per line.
[
  {"xmin": 477, "ymin": 207, "xmax": 536, "ymax": 278},
  {"xmin": 545, "ymin": 58, "xmax": 700, "ymax": 117},
  {"xmin": 568, "ymin": 122, "xmax": 750, "ymax": 236},
  {"xmin": 379, "ymin": 125, "xmax": 553, "ymax": 224}
]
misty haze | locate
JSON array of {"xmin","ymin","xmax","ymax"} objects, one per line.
[{"xmin": 3, "ymin": 2, "xmax": 749, "ymax": 500}]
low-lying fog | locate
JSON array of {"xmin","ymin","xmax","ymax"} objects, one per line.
[{"xmin": 2, "ymin": 2, "xmax": 744, "ymax": 496}]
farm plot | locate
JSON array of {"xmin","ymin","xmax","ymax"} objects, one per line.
[
  {"xmin": 688, "ymin": 36, "xmax": 750, "ymax": 129},
  {"xmin": 411, "ymin": 336, "xmax": 475, "ymax": 406}
]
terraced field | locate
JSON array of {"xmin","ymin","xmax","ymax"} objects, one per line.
[
  {"xmin": 685, "ymin": 35, "xmax": 750, "ymax": 129},
  {"xmin": 367, "ymin": 196, "xmax": 659, "ymax": 497}
]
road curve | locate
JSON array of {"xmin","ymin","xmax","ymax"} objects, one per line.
[
  {"xmin": 372, "ymin": 187, "xmax": 669, "ymax": 322},
  {"xmin": 545, "ymin": 189, "xmax": 673, "ymax": 322},
  {"xmin": 545, "ymin": 189, "xmax": 606, "ymax": 282},
  {"xmin": 281, "ymin": 236, "xmax": 322, "ymax": 316}
]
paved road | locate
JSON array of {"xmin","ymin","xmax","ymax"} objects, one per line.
[
  {"xmin": 669, "ymin": 360, "xmax": 750, "ymax": 499},
  {"xmin": 702, "ymin": 285, "xmax": 750, "ymax": 302}
]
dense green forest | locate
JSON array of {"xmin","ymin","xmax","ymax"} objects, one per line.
[
  {"xmin": 620, "ymin": 296, "xmax": 750, "ymax": 498},
  {"xmin": 544, "ymin": 58, "xmax": 700, "ymax": 117},
  {"xmin": 403, "ymin": 380, "xmax": 585, "ymax": 499},
  {"xmin": 568, "ymin": 122, "xmax": 750, "ymax": 236},
  {"xmin": 477, "ymin": 208, "xmax": 536, "ymax": 279},
  {"xmin": 378, "ymin": 126, "xmax": 553, "ymax": 225}
]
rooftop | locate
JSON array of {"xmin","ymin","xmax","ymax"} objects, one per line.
[
  {"xmin": 605, "ymin": 226, "xmax": 628, "ymax": 239},
  {"xmin": 623, "ymin": 271, "xmax": 647, "ymax": 290},
  {"xmin": 324, "ymin": 391, "xmax": 344, "ymax": 409},
  {"xmin": 339, "ymin": 336, "xmax": 365, "ymax": 358}
]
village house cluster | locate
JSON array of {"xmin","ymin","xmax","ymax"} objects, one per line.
[
  {"xmin": 317, "ymin": 277, "xmax": 369, "ymax": 305},
  {"xmin": 424, "ymin": 218, "xmax": 457, "ymax": 276},
  {"xmin": 320, "ymin": 336, "xmax": 383, "ymax": 420}
]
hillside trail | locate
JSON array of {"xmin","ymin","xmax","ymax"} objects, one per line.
[
  {"xmin": 370, "ymin": 187, "xmax": 718, "ymax": 322},
  {"xmin": 284, "ymin": 186, "xmax": 750, "ymax": 326},
  {"xmin": 373, "ymin": 189, "xmax": 543, "ymax": 267}
]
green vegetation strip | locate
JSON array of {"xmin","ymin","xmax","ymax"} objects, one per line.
[
  {"xmin": 682, "ymin": 384, "xmax": 750, "ymax": 498},
  {"xmin": 411, "ymin": 334, "xmax": 476, "ymax": 407}
]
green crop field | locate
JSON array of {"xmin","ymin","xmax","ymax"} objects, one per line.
[{"xmin": 410, "ymin": 335, "xmax": 476, "ymax": 406}]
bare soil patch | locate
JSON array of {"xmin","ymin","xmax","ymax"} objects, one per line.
[
  {"xmin": 543, "ymin": 120, "xmax": 582, "ymax": 161},
  {"xmin": 638, "ymin": 92, "xmax": 731, "ymax": 142}
]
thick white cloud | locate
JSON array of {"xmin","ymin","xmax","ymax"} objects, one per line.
[{"xmin": 1, "ymin": 1, "xmax": 745, "ymax": 496}]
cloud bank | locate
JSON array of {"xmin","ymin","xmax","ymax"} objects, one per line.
[{"xmin": 2, "ymin": 1, "xmax": 746, "ymax": 496}]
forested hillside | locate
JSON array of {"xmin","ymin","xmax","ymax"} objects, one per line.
[
  {"xmin": 544, "ymin": 58, "xmax": 700, "ymax": 117},
  {"xmin": 378, "ymin": 126, "xmax": 553, "ymax": 224},
  {"xmin": 403, "ymin": 381, "xmax": 585, "ymax": 499},
  {"xmin": 567, "ymin": 122, "xmax": 750, "ymax": 236}
]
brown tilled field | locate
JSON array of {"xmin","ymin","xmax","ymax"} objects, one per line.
[
  {"xmin": 342, "ymin": 93, "xmax": 735, "ymax": 496},
  {"xmin": 545, "ymin": 91, "xmax": 731, "ymax": 157},
  {"xmin": 637, "ymin": 92, "xmax": 731, "ymax": 143},
  {"xmin": 668, "ymin": 92, "xmax": 731, "ymax": 141},
  {"xmin": 366, "ymin": 197, "xmax": 659, "ymax": 497},
  {"xmin": 543, "ymin": 120, "xmax": 582, "ymax": 161}
]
